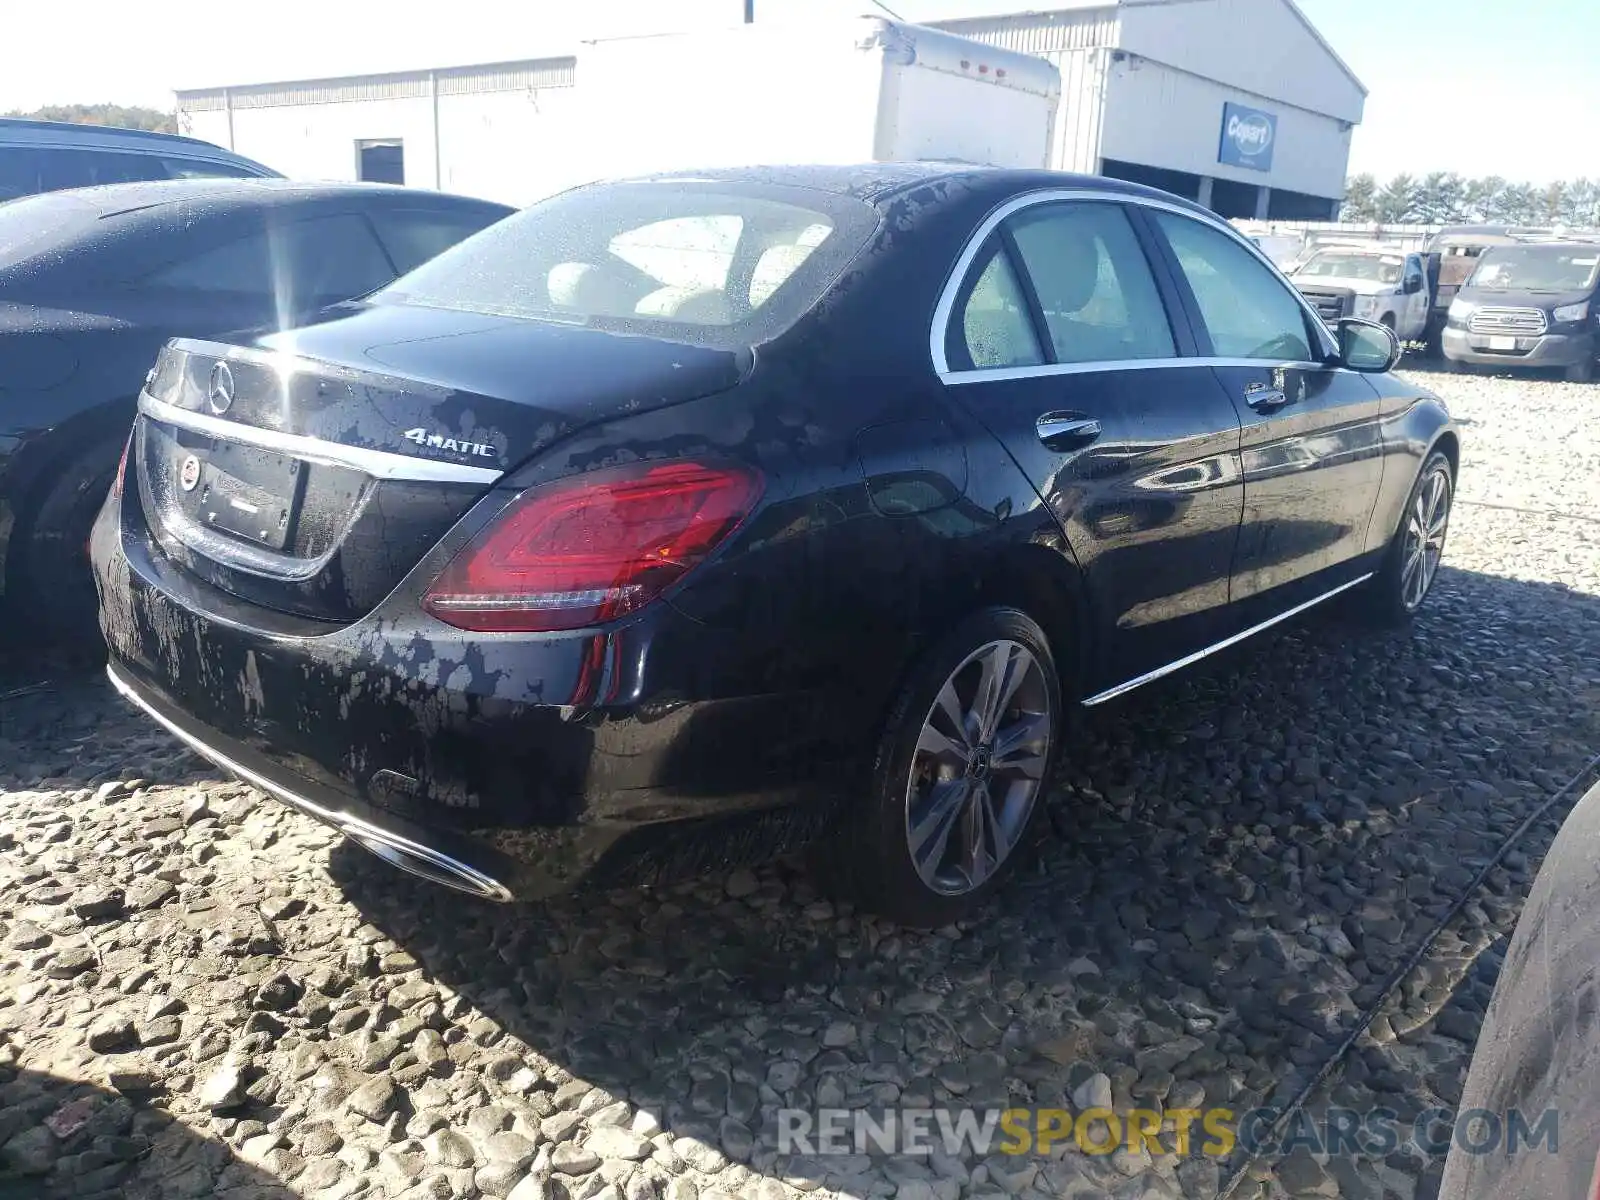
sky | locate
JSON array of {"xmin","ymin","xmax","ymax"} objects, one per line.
[{"xmin": 0, "ymin": 0, "xmax": 1594, "ymax": 185}]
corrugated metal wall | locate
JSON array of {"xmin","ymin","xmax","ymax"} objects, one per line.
[
  {"xmin": 932, "ymin": 7, "xmax": 1119, "ymax": 54},
  {"xmin": 931, "ymin": 9, "xmax": 1118, "ymax": 174},
  {"xmin": 176, "ymin": 57, "xmax": 575, "ymax": 112}
]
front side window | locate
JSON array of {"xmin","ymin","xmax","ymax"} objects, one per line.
[
  {"xmin": 1154, "ymin": 211, "xmax": 1315, "ymax": 362},
  {"xmin": 375, "ymin": 181, "xmax": 876, "ymax": 349},
  {"xmin": 1006, "ymin": 202, "xmax": 1176, "ymax": 364}
]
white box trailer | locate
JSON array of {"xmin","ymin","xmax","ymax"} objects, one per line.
[{"xmin": 557, "ymin": 18, "xmax": 1061, "ymax": 195}]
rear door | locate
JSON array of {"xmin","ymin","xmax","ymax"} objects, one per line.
[
  {"xmin": 1145, "ymin": 209, "xmax": 1385, "ymax": 615},
  {"xmin": 937, "ymin": 196, "xmax": 1245, "ymax": 693}
]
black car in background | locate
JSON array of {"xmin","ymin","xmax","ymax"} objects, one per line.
[
  {"xmin": 0, "ymin": 179, "xmax": 512, "ymax": 634},
  {"xmin": 93, "ymin": 165, "xmax": 1457, "ymax": 925},
  {"xmin": 1443, "ymin": 240, "xmax": 1600, "ymax": 381},
  {"xmin": 0, "ymin": 118, "xmax": 279, "ymax": 200}
]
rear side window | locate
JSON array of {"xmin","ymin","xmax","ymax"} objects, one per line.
[
  {"xmin": 1006, "ymin": 203, "xmax": 1176, "ymax": 364},
  {"xmin": 954, "ymin": 244, "xmax": 1043, "ymax": 370},
  {"xmin": 374, "ymin": 180, "xmax": 878, "ymax": 350},
  {"xmin": 0, "ymin": 146, "xmax": 258, "ymax": 201},
  {"xmin": 369, "ymin": 208, "xmax": 504, "ymax": 274},
  {"xmin": 0, "ymin": 146, "xmax": 165, "ymax": 198},
  {"xmin": 1153, "ymin": 211, "xmax": 1314, "ymax": 361},
  {"xmin": 149, "ymin": 214, "xmax": 395, "ymax": 304},
  {"xmin": 158, "ymin": 157, "xmax": 261, "ymax": 180}
]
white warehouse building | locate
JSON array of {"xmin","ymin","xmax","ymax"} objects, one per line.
[{"xmin": 175, "ymin": 0, "xmax": 1364, "ymax": 219}]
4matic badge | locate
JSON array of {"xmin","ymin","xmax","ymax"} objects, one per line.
[{"xmin": 402, "ymin": 428, "xmax": 498, "ymax": 459}]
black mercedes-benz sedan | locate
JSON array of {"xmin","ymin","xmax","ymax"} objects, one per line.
[
  {"xmin": 92, "ymin": 165, "xmax": 1457, "ymax": 925},
  {"xmin": 0, "ymin": 179, "xmax": 511, "ymax": 637}
]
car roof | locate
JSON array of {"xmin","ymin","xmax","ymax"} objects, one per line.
[
  {"xmin": 617, "ymin": 162, "xmax": 1221, "ymax": 220},
  {"xmin": 18, "ymin": 178, "xmax": 515, "ymax": 219},
  {"xmin": 0, "ymin": 117, "xmax": 244, "ymax": 155}
]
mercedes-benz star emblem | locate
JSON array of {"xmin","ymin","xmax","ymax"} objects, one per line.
[
  {"xmin": 179, "ymin": 454, "xmax": 202, "ymax": 492},
  {"xmin": 207, "ymin": 361, "xmax": 235, "ymax": 415}
]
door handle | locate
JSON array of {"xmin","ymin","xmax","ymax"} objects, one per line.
[
  {"xmin": 1245, "ymin": 384, "xmax": 1291, "ymax": 412},
  {"xmin": 1036, "ymin": 413, "xmax": 1102, "ymax": 450}
]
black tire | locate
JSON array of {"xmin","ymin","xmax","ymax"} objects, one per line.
[
  {"xmin": 1564, "ymin": 358, "xmax": 1594, "ymax": 383},
  {"xmin": 1443, "ymin": 356, "xmax": 1470, "ymax": 375},
  {"xmin": 1356, "ymin": 450, "xmax": 1454, "ymax": 627},
  {"xmin": 838, "ymin": 606, "xmax": 1063, "ymax": 928},
  {"xmin": 6, "ymin": 434, "xmax": 125, "ymax": 643}
]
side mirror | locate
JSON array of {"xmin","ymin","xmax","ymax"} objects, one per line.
[
  {"xmin": 1403, "ymin": 275, "xmax": 1424, "ymax": 295},
  {"xmin": 1337, "ymin": 317, "xmax": 1402, "ymax": 373}
]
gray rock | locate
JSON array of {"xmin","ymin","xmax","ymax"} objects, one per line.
[
  {"xmin": 1276, "ymin": 1149, "xmax": 1338, "ymax": 1196},
  {"xmin": 484, "ymin": 1131, "xmax": 538, "ymax": 1170},
  {"xmin": 553, "ymin": 1142, "xmax": 601, "ymax": 1175},
  {"xmin": 0, "ymin": 1125, "xmax": 56, "ymax": 1175},
  {"xmin": 725, "ymin": 869, "xmax": 760, "ymax": 898},
  {"xmin": 253, "ymin": 972, "xmax": 303, "ymax": 1011},
  {"xmin": 426, "ymin": 1128, "xmax": 477, "ymax": 1168},
  {"xmin": 182, "ymin": 793, "xmax": 213, "ymax": 825},
  {"xmin": 674, "ymin": 1137, "xmax": 727, "ymax": 1174},
  {"xmin": 88, "ymin": 1017, "xmax": 139, "ymax": 1053},
  {"xmin": 981, "ymin": 1154, "xmax": 1038, "ymax": 1194},
  {"xmin": 346, "ymin": 1076, "xmax": 399, "ymax": 1122},
  {"xmin": 73, "ymin": 885, "xmax": 126, "ymax": 919},
  {"xmin": 138, "ymin": 1015, "xmax": 182, "ymax": 1047},
  {"xmin": 199, "ymin": 1058, "xmax": 248, "ymax": 1111},
  {"xmin": 1071, "ymin": 1072, "xmax": 1113, "ymax": 1111},
  {"xmin": 8, "ymin": 923, "xmax": 49, "ymax": 950},
  {"xmin": 719, "ymin": 1117, "xmax": 754, "ymax": 1162},
  {"xmin": 508, "ymin": 1176, "xmax": 555, "ymax": 1200},
  {"xmin": 47, "ymin": 946, "xmax": 96, "ymax": 977},
  {"xmin": 542, "ymin": 1111, "xmax": 582, "ymax": 1143},
  {"xmin": 586, "ymin": 1127, "xmax": 653, "ymax": 1161}
]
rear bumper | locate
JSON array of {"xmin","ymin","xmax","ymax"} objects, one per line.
[
  {"xmin": 91, "ymin": 484, "xmax": 852, "ymax": 899},
  {"xmin": 1442, "ymin": 327, "xmax": 1595, "ymax": 367},
  {"xmin": 108, "ymin": 661, "xmax": 519, "ymax": 900}
]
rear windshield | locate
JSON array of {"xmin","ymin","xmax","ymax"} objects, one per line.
[
  {"xmin": 373, "ymin": 180, "xmax": 879, "ymax": 348},
  {"xmin": 1469, "ymin": 245, "xmax": 1600, "ymax": 293},
  {"xmin": 0, "ymin": 191, "xmax": 98, "ymax": 268}
]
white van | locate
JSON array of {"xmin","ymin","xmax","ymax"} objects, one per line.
[{"xmin": 560, "ymin": 18, "xmax": 1062, "ymax": 192}]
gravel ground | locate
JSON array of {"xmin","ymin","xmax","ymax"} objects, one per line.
[{"xmin": 1, "ymin": 365, "xmax": 1597, "ymax": 1200}]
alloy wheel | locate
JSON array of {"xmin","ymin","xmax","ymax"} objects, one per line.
[
  {"xmin": 904, "ymin": 639, "xmax": 1053, "ymax": 896},
  {"xmin": 1401, "ymin": 465, "xmax": 1451, "ymax": 611}
]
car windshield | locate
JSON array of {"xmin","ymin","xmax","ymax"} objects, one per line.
[
  {"xmin": 1468, "ymin": 245, "xmax": 1600, "ymax": 292},
  {"xmin": 1295, "ymin": 251, "xmax": 1404, "ymax": 284},
  {"xmin": 374, "ymin": 180, "xmax": 879, "ymax": 349}
]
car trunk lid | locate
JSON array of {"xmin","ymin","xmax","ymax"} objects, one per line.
[{"xmin": 133, "ymin": 302, "xmax": 749, "ymax": 623}]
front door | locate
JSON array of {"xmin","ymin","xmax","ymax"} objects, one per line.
[
  {"xmin": 1145, "ymin": 209, "xmax": 1386, "ymax": 614},
  {"xmin": 937, "ymin": 199, "xmax": 1245, "ymax": 692}
]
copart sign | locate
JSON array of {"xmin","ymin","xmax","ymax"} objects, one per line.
[{"xmin": 1219, "ymin": 101, "xmax": 1277, "ymax": 171}]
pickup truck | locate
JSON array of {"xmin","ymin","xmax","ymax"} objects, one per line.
[{"xmin": 1286, "ymin": 244, "xmax": 1431, "ymax": 343}]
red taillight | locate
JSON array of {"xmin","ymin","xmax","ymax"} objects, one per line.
[{"xmin": 422, "ymin": 460, "xmax": 763, "ymax": 633}]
